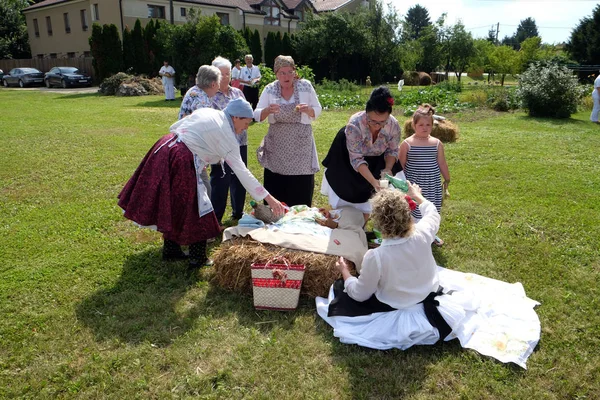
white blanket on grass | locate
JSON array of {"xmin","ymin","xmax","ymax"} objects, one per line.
[{"xmin": 316, "ymin": 266, "xmax": 541, "ymax": 369}]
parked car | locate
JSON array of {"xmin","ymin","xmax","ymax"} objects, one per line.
[
  {"xmin": 45, "ymin": 67, "xmax": 92, "ymax": 88},
  {"xmin": 0, "ymin": 69, "xmax": 4, "ymax": 81},
  {"xmin": 2, "ymin": 68, "xmax": 45, "ymax": 88}
]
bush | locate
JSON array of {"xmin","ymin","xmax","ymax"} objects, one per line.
[
  {"xmin": 517, "ymin": 62, "xmax": 583, "ymax": 118},
  {"xmin": 316, "ymin": 78, "xmax": 360, "ymax": 92},
  {"xmin": 485, "ymin": 86, "xmax": 520, "ymax": 112},
  {"xmin": 397, "ymin": 85, "xmax": 473, "ymax": 115}
]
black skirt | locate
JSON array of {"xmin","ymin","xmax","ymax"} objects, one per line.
[
  {"xmin": 322, "ymin": 126, "xmax": 402, "ymax": 204},
  {"xmin": 263, "ymin": 168, "xmax": 314, "ymax": 207}
]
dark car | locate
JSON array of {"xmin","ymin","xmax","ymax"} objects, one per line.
[
  {"xmin": 2, "ymin": 68, "xmax": 45, "ymax": 88},
  {"xmin": 45, "ymin": 67, "xmax": 93, "ymax": 88}
]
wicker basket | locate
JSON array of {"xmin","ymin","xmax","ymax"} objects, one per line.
[{"xmin": 251, "ymin": 257, "xmax": 305, "ymax": 311}]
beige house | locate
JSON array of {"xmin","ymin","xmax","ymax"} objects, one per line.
[{"xmin": 23, "ymin": 0, "xmax": 370, "ymax": 59}]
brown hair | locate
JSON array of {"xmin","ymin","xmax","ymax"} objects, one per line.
[
  {"xmin": 370, "ymin": 190, "xmax": 414, "ymax": 238},
  {"xmin": 412, "ymin": 103, "xmax": 435, "ymax": 125}
]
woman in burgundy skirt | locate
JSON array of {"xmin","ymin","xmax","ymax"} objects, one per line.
[{"xmin": 118, "ymin": 97, "xmax": 285, "ymax": 270}]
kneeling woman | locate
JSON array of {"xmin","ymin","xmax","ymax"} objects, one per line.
[
  {"xmin": 118, "ymin": 97, "xmax": 285, "ymax": 269},
  {"xmin": 316, "ymin": 184, "xmax": 541, "ymax": 368},
  {"xmin": 321, "ymin": 86, "xmax": 402, "ymax": 221}
]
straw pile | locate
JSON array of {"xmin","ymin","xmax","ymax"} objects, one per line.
[
  {"xmin": 403, "ymin": 118, "xmax": 459, "ymax": 143},
  {"xmin": 212, "ymin": 237, "xmax": 357, "ymax": 298}
]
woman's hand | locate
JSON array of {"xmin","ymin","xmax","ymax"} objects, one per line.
[
  {"xmin": 370, "ymin": 177, "xmax": 382, "ymax": 192},
  {"xmin": 296, "ymin": 103, "xmax": 313, "ymax": 116},
  {"xmin": 268, "ymin": 104, "xmax": 280, "ymax": 115},
  {"xmin": 316, "ymin": 217, "xmax": 338, "ymax": 229},
  {"xmin": 336, "ymin": 256, "xmax": 349, "ymax": 273},
  {"xmin": 407, "ymin": 181, "xmax": 425, "ymax": 204},
  {"xmin": 264, "ymin": 195, "xmax": 285, "ymax": 218}
]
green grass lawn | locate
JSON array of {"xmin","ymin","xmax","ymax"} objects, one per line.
[{"xmin": 1, "ymin": 88, "xmax": 599, "ymax": 399}]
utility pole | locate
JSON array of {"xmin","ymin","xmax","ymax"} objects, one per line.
[{"xmin": 495, "ymin": 22, "xmax": 499, "ymax": 45}]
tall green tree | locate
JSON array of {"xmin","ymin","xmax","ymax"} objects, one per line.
[
  {"xmin": 402, "ymin": 4, "xmax": 431, "ymax": 41},
  {"xmin": 489, "ymin": 45, "xmax": 519, "ymax": 85},
  {"xmin": 567, "ymin": 4, "xmax": 600, "ymax": 70},
  {"xmin": 122, "ymin": 26, "xmax": 135, "ymax": 72},
  {"xmin": 250, "ymin": 29, "xmax": 262, "ymax": 64},
  {"xmin": 281, "ymin": 32, "xmax": 293, "ymax": 58},
  {"xmin": 514, "ymin": 17, "xmax": 539, "ymax": 47},
  {"xmin": 519, "ymin": 36, "xmax": 541, "ymax": 72},
  {"xmin": 446, "ymin": 22, "xmax": 475, "ymax": 81},
  {"xmin": 89, "ymin": 23, "xmax": 122, "ymax": 81},
  {"xmin": 264, "ymin": 32, "xmax": 277, "ymax": 68},
  {"xmin": 0, "ymin": 0, "xmax": 31, "ymax": 59},
  {"xmin": 131, "ymin": 19, "xmax": 147, "ymax": 74},
  {"xmin": 158, "ymin": 14, "xmax": 247, "ymax": 79}
]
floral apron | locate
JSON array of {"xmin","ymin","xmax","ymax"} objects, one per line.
[{"xmin": 257, "ymin": 82, "xmax": 318, "ymax": 175}]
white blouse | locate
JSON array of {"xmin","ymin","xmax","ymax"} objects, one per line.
[
  {"xmin": 253, "ymin": 79, "xmax": 322, "ymax": 125},
  {"xmin": 170, "ymin": 108, "xmax": 269, "ymax": 201},
  {"xmin": 344, "ymin": 200, "xmax": 441, "ymax": 309}
]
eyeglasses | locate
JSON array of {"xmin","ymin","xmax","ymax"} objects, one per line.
[
  {"xmin": 367, "ymin": 116, "xmax": 389, "ymax": 127},
  {"xmin": 277, "ymin": 70, "xmax": 296, "ymax": 77}
]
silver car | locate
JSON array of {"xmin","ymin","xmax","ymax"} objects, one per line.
[{"xmin": 2, "ymin": 68, "xmax": 45, "ymax": 88}]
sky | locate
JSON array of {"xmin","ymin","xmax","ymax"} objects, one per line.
[{"xmin": 385, "ymin": 0, "xmax": 600, "ymax": 44}]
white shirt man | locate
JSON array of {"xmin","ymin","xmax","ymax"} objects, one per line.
[
  {"xmin": 240, "ymin": 55, "xmax": 261, "ymax": 109},
  {"xmin": 159, "ymin": 61, "xmax": 176, "ymax": 101}
]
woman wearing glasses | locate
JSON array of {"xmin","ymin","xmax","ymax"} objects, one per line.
[
  {"xmin": 254, "ymin": 55, "xmax": 322, "ymax": 207},
  {"xmin": 322, "ymin": 86, "xmax": 402, "ymax": 221}
]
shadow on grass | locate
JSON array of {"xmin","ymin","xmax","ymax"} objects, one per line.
[
  {"xmin": 136, "ymin": 98, "xmax": 182, "ymax": 108},
  {"xmin": 515, "ymin": 115, "xmax": 591, "ymax": 126},
  {"xmin": 76, "ymin": 248, "xmax": 205, "ymax": 346},
  {"xmin": 55, "ymin": 92, "xmax": 101, "ymax": 100}
]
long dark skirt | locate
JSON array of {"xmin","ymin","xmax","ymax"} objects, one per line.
[
  {"xmin": 117, "ymin": 133, "xmax": 221, "ymax": 245},
  {"xmin": 263, "ymin": 168, "xmax": 314, "ymax": 207}
]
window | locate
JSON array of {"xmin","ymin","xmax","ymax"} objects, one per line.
[
  {"xmin": 37, "ymin": 54, "xmax": 44, "ymax": 60},
  {"xmin": 80, "ymin": 10, "xmax": 88, "ymax": 31},
  {"xmin": 33, "ymin": 18, "xmax": 39, "ymax": 37},
  {"xmin": 92, "ymin": 3, "xmax": 99, "ymax": 21},
  {"xmin": 64, "ymin": 13, "xmax": 70, "ymax": 33},
  {"xmin": 67, "ymin": 52, "xmax": 76, "ymax": 58},
  {"xmin": 216, "ymin": 12, "xmax": 229, "ymax": 26},
  {"xmin": 50, "ymin": 53, "xmax": 57, "ymax": 59},
  {"xmin": 296, "ymin": 9, "xmax": 305, "ymax": 22},
  {"xmin": 46, "ymin": 16, "xmax": 53, "ymax": 36},
  {"xmin": 180, "ymin": 7, "xmax": 186, "ymax": 17},
  {"xmin": 84, "ymin": 51, "xmax": 91, "ymax": 57},
  {"xmin": 148, "ymin": 5, "xmax": 166, "ymax": 19},
  {"xmin": 261, "ymin": 1, "xmax": 280, "ymax": 26}
]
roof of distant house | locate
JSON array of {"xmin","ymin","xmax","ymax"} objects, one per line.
[{"xmin": 311, "ymin": 0, "xmax": 355, "ymax": 12}]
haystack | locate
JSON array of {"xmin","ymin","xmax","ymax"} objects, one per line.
[
  {"xmin": 403, "ymin": 118, "xmax": 459, "ymax": 143},
  {"xmin": 212, "ymin": 237, "xmax": 356, "ymax": 298}
]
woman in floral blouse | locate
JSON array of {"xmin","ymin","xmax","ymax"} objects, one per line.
[{"xmin": 322, "ymin": 86, "xmax": 402, "ymax": 220}]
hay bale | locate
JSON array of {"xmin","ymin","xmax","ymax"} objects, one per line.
[
  {"xmin": 212, "ymin": 237, "xmax": 356, "ymax": 298},
  {"xmin": 418, "ymin": 72, "xmax": 432, "ymax": 86},
  {"xmin": 402, "ymin": 118, "xmax": 459, "ymax": 143},
  {"xmin": 402, "ymin": 71, "xmax": 420, "ymax": 86}
]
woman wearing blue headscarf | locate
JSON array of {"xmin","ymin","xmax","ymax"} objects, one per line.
[{"xmin": 118, "ymin": 98, "xmax": 285, "ymax": 270}]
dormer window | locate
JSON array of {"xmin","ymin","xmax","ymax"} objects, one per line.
[{"xmin": 262, "ymin": 0, "xmax": 280, "ymax": 26}]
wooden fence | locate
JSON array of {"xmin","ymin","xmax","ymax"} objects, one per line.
[{"xmin": 0, "ymin": 57, "xmax": 95, "ymax": 80}]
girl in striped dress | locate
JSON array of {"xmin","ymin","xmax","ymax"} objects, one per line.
[{"xmin": 398, "ymin": 104, "xmax": 450, "ymax": 246}]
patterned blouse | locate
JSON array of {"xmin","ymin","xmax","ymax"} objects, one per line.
[
  {"xmin": 345, "ymin": 111, "xmax": 400, "ymax": 171},
  {"xmin": 178, "ymin": 86, "xmax": 212, "ymax": 120},
  {"xmin": 212, "ymin": 86, "xmax": 247, "ymax": 145}
]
